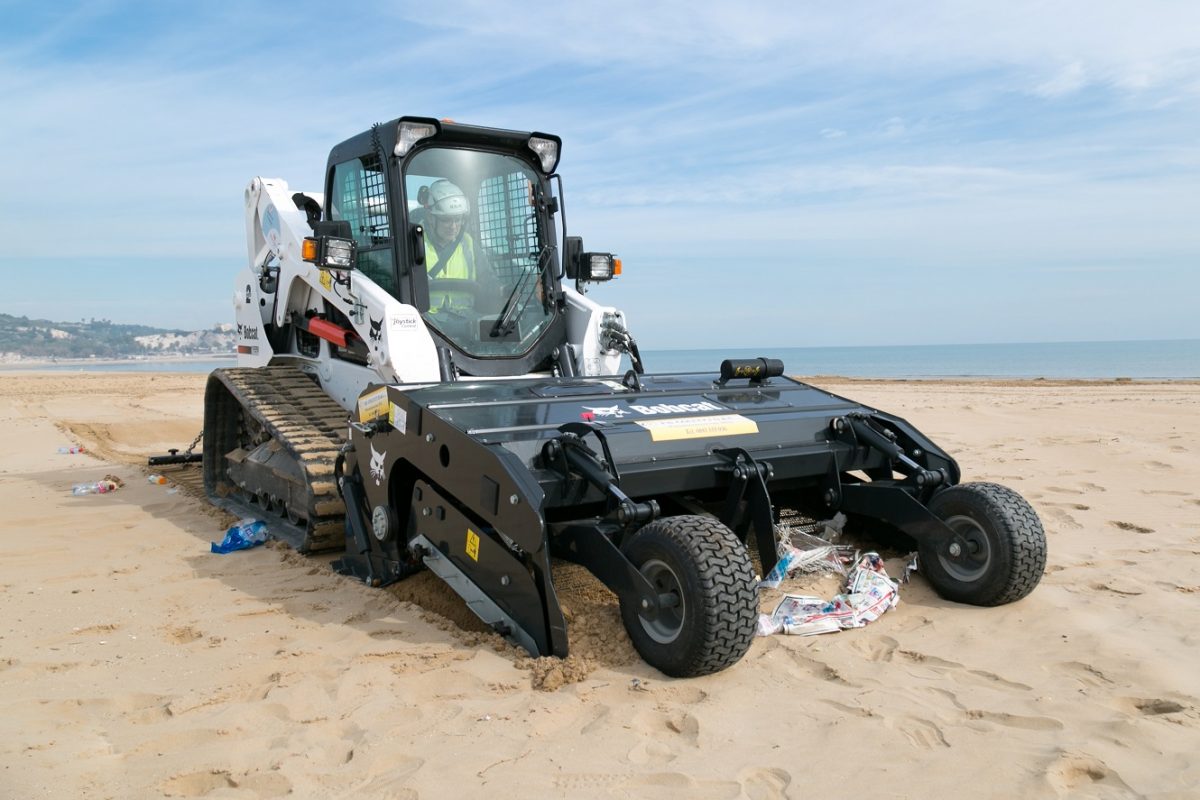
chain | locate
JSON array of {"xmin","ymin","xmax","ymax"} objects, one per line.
[{"xmin": 183, "ymin": 430, "xmax": 203, "ymax": 456}]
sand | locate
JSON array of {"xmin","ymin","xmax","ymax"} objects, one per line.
[{"xmin": 1, "ymin": 372, "xmax": 1197, "ymax": 799}]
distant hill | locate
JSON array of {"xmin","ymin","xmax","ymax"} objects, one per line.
[{"xmin": 0, "ymin": 313, "xmax": 236, "ymax": 361}]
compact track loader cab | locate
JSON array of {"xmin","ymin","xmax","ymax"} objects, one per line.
[{"xmin": 200, "ymin": 116, "xmax": 1047, "ymax": 677}]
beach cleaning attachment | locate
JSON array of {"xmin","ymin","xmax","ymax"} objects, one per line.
[{"xmin": 332, "ymin": 361, "xmax": 1046, "ymax": 676}]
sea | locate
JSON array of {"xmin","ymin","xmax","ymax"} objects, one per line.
[{"xmin": 2, "ymin": 340, "xmax": 1196, "ymax": 379}]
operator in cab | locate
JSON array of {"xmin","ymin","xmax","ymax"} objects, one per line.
[{"xmin": 424, "ymin": 180, "xmax": 484, "ymax": 311}]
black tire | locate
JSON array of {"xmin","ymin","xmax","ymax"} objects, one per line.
[
  {"xmin": 618, "ymin": 516, "xmax": 757, "ymax": 678},
  {"xmin": 920, "ymin": 482, "xmax": 1046, "ymax": 606}
]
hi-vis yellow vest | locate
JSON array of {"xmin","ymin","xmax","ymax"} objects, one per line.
[
  {"xmin": 426, "ymin": 234, "xmax": 478, "ymax": 309},
  {"xmin": 426, "ymin": 234, "xmax": 477, "ymax": 280}
]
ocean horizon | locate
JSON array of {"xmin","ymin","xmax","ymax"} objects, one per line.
[{"xmin": 1, "ymin": 339, "xmax": 1196, "ymax": 379}]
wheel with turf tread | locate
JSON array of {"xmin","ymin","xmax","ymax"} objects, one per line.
[
  {"xmin": 920, "ymin": 482, "xmax": 1046, "ymax": 606},
  {"xmin": 618, "ymin": 515, "xmax": 757, "ymax": 677}
]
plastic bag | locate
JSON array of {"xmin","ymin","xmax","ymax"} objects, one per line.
[{"xmin": 211, "ymin": 518, "xmax": 268, "ymax": 554}]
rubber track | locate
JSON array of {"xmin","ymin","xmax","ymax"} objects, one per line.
[
  {"xmin": 209, "ymin": 367, "xmax": 349, "ymax": 552},
  {"xmin": 645, "ymin": 516, "xmax": 759, "ymax": 676}
]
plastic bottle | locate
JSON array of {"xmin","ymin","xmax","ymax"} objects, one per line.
[
  {"xmin": 72, "ymin": 480, "xmax": 116, "ymax": 495},
  {"xmin": 147, "ymin": 474, "xmax": 168, "ymax": 485},
  {"xmin": 58, "ymin": 445, "xmax": 85, "ymax": 454}
]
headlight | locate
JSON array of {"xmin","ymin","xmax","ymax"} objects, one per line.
[
  {"xmin": 303, "ymin": 235, "xmax": 358, "ymax": 270},
  {"xmin": 580, "ymin": 252, "xmax": 621, "ymax": 281},
  {"xmin": 395, "ymin": 119, "xmax": 439, "ymax": 156},
  {"xmin": 528, "ymin": 134, "xmax": 561, "ymax": 174}
]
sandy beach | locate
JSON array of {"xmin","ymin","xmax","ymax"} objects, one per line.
[{"xmin": 1, "ymin": 371, "xmax": 1197, "ymax": 799}]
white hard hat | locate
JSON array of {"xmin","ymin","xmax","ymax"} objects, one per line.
[{"xmin": 428, "ymin": 180, "xmax": 469, "ymax": 218}]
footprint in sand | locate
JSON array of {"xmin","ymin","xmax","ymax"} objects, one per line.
[
  {"xmin": 784, "ymin": 650, "xmax": 855, "ymax": 686},
  {"xmin": 889, "ymin": 715, "xmax": 950, "ymax": 749},
  {"xmin": 1144, "ymin": 460, "xmax": 1173, "ymax": 470},
  {"xmin": 1045, "ymin": 751, "xmax": 1134, "ymax": 798},
  {"xmin": 1114, "ymin": 696, "xmax": 1188, "ymax": 716},
  {"xmin": 1109, "ymin": 520, "xmax": 1154, "ymax": 534},
  {"xmin": 1055, "ymin": 661, "xmax": 1115, "ymax": 689},
  {"xmin": 848, "ymin": 634, "xmax": 898, "ymax": 663},
  {"xmin": 737, "ymin": 767, "xmax": 792, "ymax": 799},
  {"xmin": 1089, "ymin": 581, "xmax": 1144, "ymax": 597},
  {"xmin": 964, "ymin": 709, "xmax": 1063, "ymax": 731},
  {"xmin": 1043, "ymin": 507, "xmax": 1081, "ymax": 530}
]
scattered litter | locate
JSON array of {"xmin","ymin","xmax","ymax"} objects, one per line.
[
  {"xmin": 166, "ymin": 488, "xmax": 179, "ymax": 495},
  {"xmin": 629, "ymin": 678, "xmax": 649, "ymax": 692},
  {"xmin": 57, "ymin": 445, "xmax": 86, "ymax": 454},
  {"xmin": 71, "ymin": 474, "xmax": 125, "ymax": 496},
  {"xmin": 900, "ymin": 552, "xmax": 920, "ymax": 584},
  {"xmin": 759, "ymin": 515, "xmax": 854, "ymax": 589},
  {"xmin": 757, "ymin": 552, "xmax": 901, "ymax": 637},
  {"xmin": 146, "ymin": 474, "xmax": 168, "ymax": 485},
  {"xmin": 211, "ymin": 518, "xmax": 268, "ymax": 554}
]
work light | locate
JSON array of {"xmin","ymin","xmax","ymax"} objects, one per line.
[{"xmin": 528, "ymin": 134, "xmax": 561, "ymax": 174}]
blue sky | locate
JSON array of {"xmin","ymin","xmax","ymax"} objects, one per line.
[{"xmin": 1, "ymin": 1, "xmax": 1197, "ymax": 348}]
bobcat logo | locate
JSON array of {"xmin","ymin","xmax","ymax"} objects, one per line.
[
  {"xmin": 369, "ymin": 317, "xmax": 382, "ymax": 344},
  {"xmin": 583, "ymin": 405, "xmax": 628, "ymax": 418},
  {"xmin": 369, "ymin": 443, "xmax": 386, "ymax": 486}
]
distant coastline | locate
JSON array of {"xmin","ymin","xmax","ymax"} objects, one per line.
[
  {"xmin": 2, "ymin": 340, "xmax": 1196, "ymax": 380},
  {"xmin": 0, "ymin": 353, "xmax": 235, "ymax": 373}
]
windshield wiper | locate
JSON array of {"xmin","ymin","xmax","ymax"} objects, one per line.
[{"xmin": 489, "ymin": 245, "xmax": 554, "ymax": 339}]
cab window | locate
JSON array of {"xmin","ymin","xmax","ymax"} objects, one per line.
[
  {"xmin": 404, "ymin": 147, "xmax": 555, "ymax": 360},
  {"xmin": 329, "ymin": 154, "xmax": 396, "ymax": 294}
]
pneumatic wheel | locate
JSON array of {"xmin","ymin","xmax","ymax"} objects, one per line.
[
  {"xmin": 618, "ymin": 516, "xmax": 758, "ymax": 678},
  {"xmin": 920, "ymin": 482, "xmax": 1047, "ymax": 606}
]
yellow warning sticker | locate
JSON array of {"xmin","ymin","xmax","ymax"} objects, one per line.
[
  {"xmin": 636, "ymin": 414, "xmax": 759, "ymax": 442},
  {"xmin": 388, "ymin": 402, "xmax": 408, "ymax": 434},
  {"xmin": 465, "ymin": 529, "xmax": 480, "ymax": 561},
  {"xmin": 319, "ymin": 270, "xmax": 333, "ymax": 291},
  {"xmin": 357, "ymin": 387, "xmax": 389, "ymax": 422}
]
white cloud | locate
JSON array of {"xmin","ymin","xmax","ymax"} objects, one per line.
[{"xmin": 1035, "ymin": 62, "xmax": 1088, "ymax": 97}]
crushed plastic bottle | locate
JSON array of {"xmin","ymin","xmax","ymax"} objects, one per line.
[
  {"xmin": 211, "ymin": 518, "xmax": 269, "ymax": 554},
  {"xmin": 147, "ymin": 474, "xmax": 168, "ymax": 485},
  {"xmin": 58, "ymin": 445, "xmax": 86, "ymax": 454},
  {"xmin": 72, "ymin": 480, "xmax": 118, "ymax": 496}
]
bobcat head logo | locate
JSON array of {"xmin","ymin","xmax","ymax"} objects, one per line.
[
  {"xmin": 369, "ymin": 317, "xmax": 382, "ymax": 343},
  {"xmin": 583, "ymin": 404, "xmax": 628, "ymax": 418},
  {"xmin": 369, "ymin": 443, "xmax": 386, "ymax": 486}
]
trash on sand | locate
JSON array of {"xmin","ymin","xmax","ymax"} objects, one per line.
[
  {"xmin": 758, "ymin": 515, "xmax": 854, "ymax": 589},
  {"xmin": 757, "ymin": 552, "xmax": 900, "ymax": 637},
  {"xmin": 71, "ymin": 474, "xmax": 124, "ymax": 496},
  {"xmin": 58, "ymin": 445, "xmax": 86, "ymax": 454},
  {"xmin": 211, "ymin": 518, "xmax": 268, "ymax": 554},
  {"xmin": 147, "ymin": 474, "xmax": 168, "ymax": 485}
]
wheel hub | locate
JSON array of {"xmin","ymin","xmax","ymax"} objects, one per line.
[
  {"xmin": 638, "ymin": 558, "xmax": 686, "ymax": 644},
  {"xmin": 939, "ymin": 514, "xmax": 992, "ymax": 582}
]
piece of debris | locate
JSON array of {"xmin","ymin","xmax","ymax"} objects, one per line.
[
  {"xmin": 71, "ymin": 474, "xmax": 124, "ymax": 496},
  {"xmin": 211, "ymin": 518, "xmax": 269, "ymax": 554},
  {"xmin": 758, "ymin": 517, "xmax": 854, "ymax": 589},
  {"xmin": 757, "ymin": 552, "xmax": 900, "ymax": 636}
]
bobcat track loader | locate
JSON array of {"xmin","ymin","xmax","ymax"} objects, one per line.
[{"xmin": 200, "ymin": 116, "xmax": 1046, "ymax": 677}]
